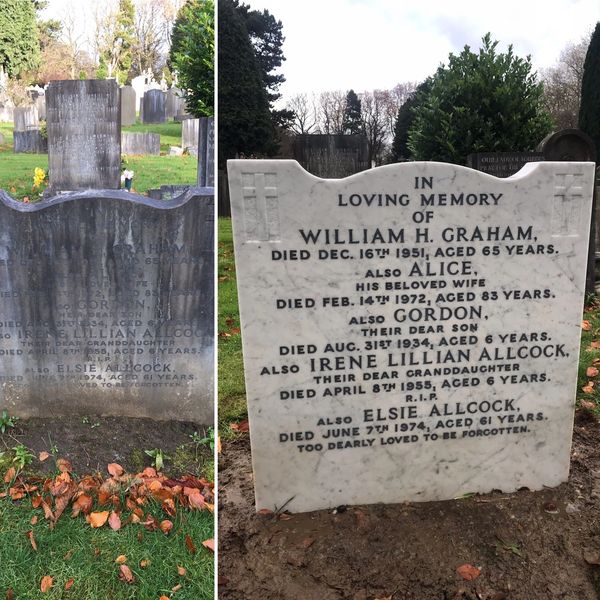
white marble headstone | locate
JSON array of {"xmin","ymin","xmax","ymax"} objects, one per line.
[{"xmin": 228, "ymin": 160, "xmax": 595, "ymax": 513}]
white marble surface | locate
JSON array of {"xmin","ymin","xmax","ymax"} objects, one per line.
[{"xmin": 228, "ymin": 160, "xmax": 595, "ymax": 513}]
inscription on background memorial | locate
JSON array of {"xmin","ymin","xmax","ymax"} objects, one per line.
[
  {"xmin": 0, "ymin": 190, "xmax": 214, "ymax": 423},
  {"xmin": 229, "ymin": 160, "xmax": 595, "ymax": 513}
]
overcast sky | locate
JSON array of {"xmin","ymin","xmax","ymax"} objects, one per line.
[{"xmin": 243, "ymin": 0, "xmax": 599, "ymax": 102}]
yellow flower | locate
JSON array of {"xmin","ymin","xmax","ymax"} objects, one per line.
[{"xmin": 33, "ymin": 167, "xmax": 46, "ymax": 188}]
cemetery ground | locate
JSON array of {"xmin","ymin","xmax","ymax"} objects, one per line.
[
  {"xmin": 0, "ymin": 416, "xmax": 214, "ymax": 599},
  {"xmin": 0, "ymin": 121, "xmax": 197, "ymax": 200},
  {"xmin": 218, "ymin": 216, "xmax": 600, "ymax": 600}
]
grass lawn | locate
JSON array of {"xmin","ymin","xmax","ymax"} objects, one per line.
[
  {"xmin": 218, "ymin": 218, "xmax": 247, "ymax": 427},
  {"xmin": 0, "ymin": 498, "xmax": 213, "ymax": 599},
  {"xmin": 0, "ymin": 121, "xmax": 196, "ymax": 200}
]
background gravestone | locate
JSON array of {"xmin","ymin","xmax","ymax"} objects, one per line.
[
  {"xmin": 166, "ymin": 88, "xmax": 184, "ymax": 120},
  {"xmin": 182, "ymin": 118, "xmax": 199, "ymax": 153},
  {"xmin": 120, "ymin": 86, "xmax": 136, "ymax": 126},
  {"xmin": 466, "ymin": 152, "xmax": 545, "ymax": 178},
  {"xmin": 141, "ymin": 89, "xmax": 166, "ymax": 124},
  {"xmin": 13, "ymin": 130, "xmax": 47, "ymax": 154},
  {"xmin": 229, "ymin": 159, "xmax": 594, "ymax": 513},
  {"xmin": 0, "ymin": 188, "xmax": 214, "ymax": 423},
  {"xmin": 46, "ymin": 79, "xmax": 121, "ymax": 191},
  {"xmin": 13, "ymin": 106, "xmax": 38, "ymax": 132},
  {"xmin": 35, "ymin": 95, "xmax": 46, "ymax": 120},
  {"xmin": 198, "ymin": 117, "xmax": 214, "ymax": 187},
  {"xmin": 121, "ymin": 132, "xmax": 160, "ymax": 155}
]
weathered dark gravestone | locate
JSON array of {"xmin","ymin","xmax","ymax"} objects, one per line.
[
  {"xmin": 198, "ymin": 117, "xmax": 214, "ymax": 187},
  {"xmin": 120, "ymin": 86, "xmax": 136, "ymax": 126},
  {"xmin": 35, "ymin": 95, "xmax": 46, "ymax": 120},
  {"xmin": 0, "ymin": 188, "xmax": 214, "ymax": 423},
  {"xmin": 121, "ymin": 132, "xmax": 160, "ymax": 155},
  {"xmin": 166, "ymin": 88, "xmax": 184, "ymax": 120},
  {"xmin": 141, "ymin": 90, "xmax": 166, "ymax": 124},
  {"xmin": 13, "ymin": 130, "xmax": 47, "ymax": 154},
  {"xmin": 13, "ymin": 106, "xmax": 38, "ymax": 132},
  {"xmin": 539, "ymin": 129, "xmax": 596, "ymax": 162},
  {"xmin": 466, "ymin": 152, "xmax": 545, "ymax": 178},
  {"xmin": 46, "ymin": 80, "xmax": 121, "ymax": 191}
]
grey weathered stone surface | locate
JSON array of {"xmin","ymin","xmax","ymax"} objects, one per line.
[
  {"xmin": 198, "ymin": 116, "xmax": 214, "ymax": 187},
  {"xmin": 466, "ymin": 152, "xmax": 545, "ymax": 178},
  {"xmin": 0, "ymin": 188, "xmax": 214, "ymax": 423},
  {"xmin": 35, "ymin": 95, "xmax": 46, "ymax": 120},
  {"xmin": 121, "ymin": 132, "xmax": 160, "ymax": 155},
  {"xmin": 120, "ymin": 86, "xmax": 136, "ymax": 126},
  {"xmin": 147, "ymin": 184, "xmax": 192, "ymax": 200},
  {"xmin": 46, "ymin": 79, "xmax": 121, "ymax": 191},
  {"xmin": 141, "ymin": 89, "xmax": 166, "ymax": 124},
  {"xmin": 166, "ymin": 88, "xmax": 184, "ymax": 120},
  {"xmin": 13, "ymin": 130, "xmax": 47, "ymax": 154},
  {"xmin": 13, "ymin": 106, "xmax": 38, "ymax": 132},
  {"xmin": 182, "ymin": 118, "xmax": 199, "ymax": 151},
  {"xmin": 539, "ymin": 129, "xmax": 597, "ymax": 162},
  {"xmin": 0, "ymin": 105, "xmax": 14, "ymax": 122}
]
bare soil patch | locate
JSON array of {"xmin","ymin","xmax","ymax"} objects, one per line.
[{"xmin": 218, "ymin": 411, "xmax": 600, "ymax": 600}]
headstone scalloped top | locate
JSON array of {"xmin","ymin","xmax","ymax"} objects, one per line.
[{"xmin": 228, "ymin": 159, "xmax": 595, "ymax": 513}]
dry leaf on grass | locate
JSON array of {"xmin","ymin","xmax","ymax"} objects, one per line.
[
  {"xmin": 38, "ymin": 451, "xmax": 50, "ymax": 462},
  {"xmin": 26, "ymin": 530, "xmax": 37, "ymax": 551},
  {"xmin": 588, "ymin": 367, "xmax": 600, "ymax": 378},
  {"xmin": 87, "ymin": 511, "xmax": 109, "ymax": 528},
  {"xmin": 72, "ymin": 494, "xmax": 93, "ymax": 517},
  {"xmin": 115, "ymin": 555, "xmax": 127, "ymax": 564},
  {"xmin": 64, "ymin": 578, "xmax": 74, "ymax": 590},
  {"xmin": 582, "ymin": 320, "xmax": 592, "ymax": 330},
  {"xmin": 108, "ymin": 511, "xmax": 121, "ymax": 531},
  {"xmin": 160, "ymin": 519, "xmax": 173, "ymax": 535},
  {"xmin": 202, "ymin": 538, "xmax": 215, "ymax": 552},
  {"xmin": 40, "ymin": 576, "xmax": 53, "ymax": 592},
  {"xmin": 56, "ymin": 459, "xmax": 72, "ymax": 473},
  {"xmin": 185, "ymin": 534, "xmax": 197, "ymax": 554},
  {"xmin": 3, "ymin": 467, "xmax": 15, "ymax": 483},
  {"xmin": 118, "ymin": 564, "xmax": 135, "ymax": 584},
  {"xmin": 177, "ymin": 566, "xmax": 187, "ymax": 576}
]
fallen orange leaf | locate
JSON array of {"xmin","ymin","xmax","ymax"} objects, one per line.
[
  {"xmin": 580, "ymin": 400, "xmax": 596, "ymax": 410},
  {"xmin": 457, "ymin": 564, "xmax": 481, "ymax": 581},
  {"xmin": 582, "ymin": 320, "xmax": 592, "ymax": 331},
  {"xmin": 140, "ymin": 559, "xmax": 150, "ymax": 568},
  {"xmin": 118, "ymin": 564, "xmax": 135, "ymax": 584},
  {"xmin": 107, "ymin": 463, "xmax": 124, "ymax": 477},
  {"xmin": 4, "ymin": 467, "xmax": 15, "ymax": 483},
  {"xmin": 171, "ymin": 584, "xmax": 182, "ymax": 593},
  {"xmin": 64, "ymin": 578, "xmax": 74, "ymax": 590},
  {"xmin": 108, "ymin": 511, "xmax": 121, "ymax": 531},
  {"xmin": 583, "ymin": 383, "xmax": 595, "ymax": 394},
  {"xmin": 217, "ymin": 435, "xmax": 222, "ymax": 453},
  {"xmin": 26, "ymin": 530, "xmax": 38, "ymax": 551},
  {"xmin": 202, "ymin": 538, "xmax": 215, "ymax": 552},
  {"xmin": 39, "ymin": 451, "xmax": 50, "ymax": 462},
  {"xmin": 31, "ymin": 515, "xmax": 38, "ymax": 525},
  {"xmin": 72, "ymin": 494, "xmax": 93, "ymax": 517},
  {"xmin": 56, "ymin": 458, "xmax": 72, "ymax": 473},
  {"xmin": 587, "ymin": 367, "xmax": 599, "ymax": 378},
  {"xmin": 177, "ymin": 566, "xmax": 187, "ymax": 576},
  {"xmin": 88, "ymin": 511, "xmax": 109, "ymax": 528},
  {"xmin": 160, "ymin": 519, "xmax": 173, "ymax": 535},
  {"xmin": 185, "ymin": 534, "xmax": 196, "ymax": 554},
  {"xmin": 115, "ymin": 555, "xmax": 127, "ymax": 564},
  {"xmin": 40, "ymin": 576, "xmax": 53, "ymax": 592}
]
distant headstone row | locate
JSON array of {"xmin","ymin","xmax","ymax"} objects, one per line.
[{"xmin": 121, "ymin": 132, "xmax": 160, "ymax": 155}]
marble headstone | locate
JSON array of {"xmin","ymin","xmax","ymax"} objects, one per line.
[
  {"xmin": 198, "ymin": 117, "xmax": 214, "ymax": 187},
  {"xmin": 228, "ymin": 160, "xmax": 595, "ymax": 513},
  {"xmin": 46, "ymin": 79, "xmax": 121, "ymax": 191},
  {"xmin": 120, "ymin": 86, "xmax": 136, "ymax": 126},
  {"xmin": 0, "ymin": 188, "xmax": 214, "ymax": 423},
  {"xmin": 141, "ymin": 90, "xmax": 166, "ymax": 124}
]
